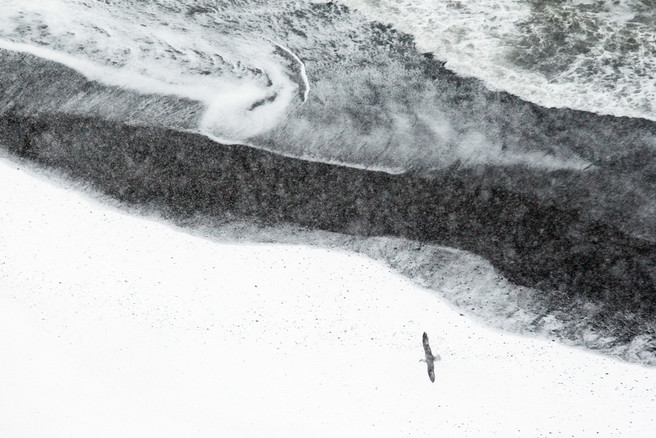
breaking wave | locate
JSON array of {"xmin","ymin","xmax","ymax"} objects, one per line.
[
  {"xmin": 0, "ymin": 0, "xmax": 308, "ymax": 143},
  {"xmin": 341, "ymin": 0, "xmax": 656, "ymax": 120},
  {"xmin": 0, "ymin": 0, "xmax": 601, "ymax": 172}
]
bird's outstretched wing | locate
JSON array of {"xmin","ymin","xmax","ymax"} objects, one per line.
[
  {"xmin": 427, "ymin": 359, "xmax": 435, "ymax": 382},
  {"xmin": 422, "ymin": 332, "xmax": 433, "ymax": 357}
]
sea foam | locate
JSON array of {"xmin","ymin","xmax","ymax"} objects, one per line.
[
  {"xmin": 0, "ymin": 0, "xmax": 606, "ymax": 173},
  {"xmin": 340, "ymin": 0, "xmax": 656, "ymax": 121},
  {"xmin": 0, "ymin": 0, "xmax": 307, "ymax": 143}
]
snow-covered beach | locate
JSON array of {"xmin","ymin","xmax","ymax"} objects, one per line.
[
  {"xmin": 2, "ymin": 1, "xmax": 656, "ymax": 435},
  {"xmin": 2, "ymin": 157, "xmax": 655, "ymax": 437}
]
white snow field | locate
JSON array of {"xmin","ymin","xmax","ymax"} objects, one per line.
[{"xmin": 1, "ymin": 156, "xmax": 655, "ymax": 437}]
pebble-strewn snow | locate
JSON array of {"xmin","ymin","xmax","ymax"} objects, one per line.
[{"xmin": 1, "ymin": 157, "xmax": 655, "ymax": 437}]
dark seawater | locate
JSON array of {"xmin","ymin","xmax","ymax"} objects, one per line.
[{"xmin": 0, "ymin": 0, "xmax": 654, "ymax": 364}]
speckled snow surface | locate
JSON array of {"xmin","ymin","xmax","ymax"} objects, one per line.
[{"xmin": 1, "ymin": 157, "xmax": 655, "ymax": 437}]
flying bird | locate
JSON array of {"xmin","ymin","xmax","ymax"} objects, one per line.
[{"xmin": 420, "ymin": 332, "xmax": 441, "ymax": 382}]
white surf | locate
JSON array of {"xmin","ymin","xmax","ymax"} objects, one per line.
[{"xmin": 341, "ymin": 0, "xmax": 656, "ymax": 120}]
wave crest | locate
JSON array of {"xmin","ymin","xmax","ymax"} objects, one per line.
[{"xmin": 0, "ymin": 0, "xmax": 308, "ymax": 143}]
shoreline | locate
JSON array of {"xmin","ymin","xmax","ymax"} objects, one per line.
[
  {"xmin": 3, "ymin": 155, "xmax": 655, "ymax": 436},
  {"xmin": 0, "ymin": 41, "xmax": 654, "ymax": 365},
  {"xmin": 1, "ymin": 110, "xmax": 654, "ymax": 364}
]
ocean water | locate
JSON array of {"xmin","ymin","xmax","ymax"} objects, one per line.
[
  {"xmin": 6, "ymin": 0, "xmax": 653, "ymax": 171},
  {"xmin": 0, "ymin": 1, "xmax": 309, "ymax": 142},
  {"xmin": 344, "ymin": 0, "xmax": 656, "ymax": 119}
]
